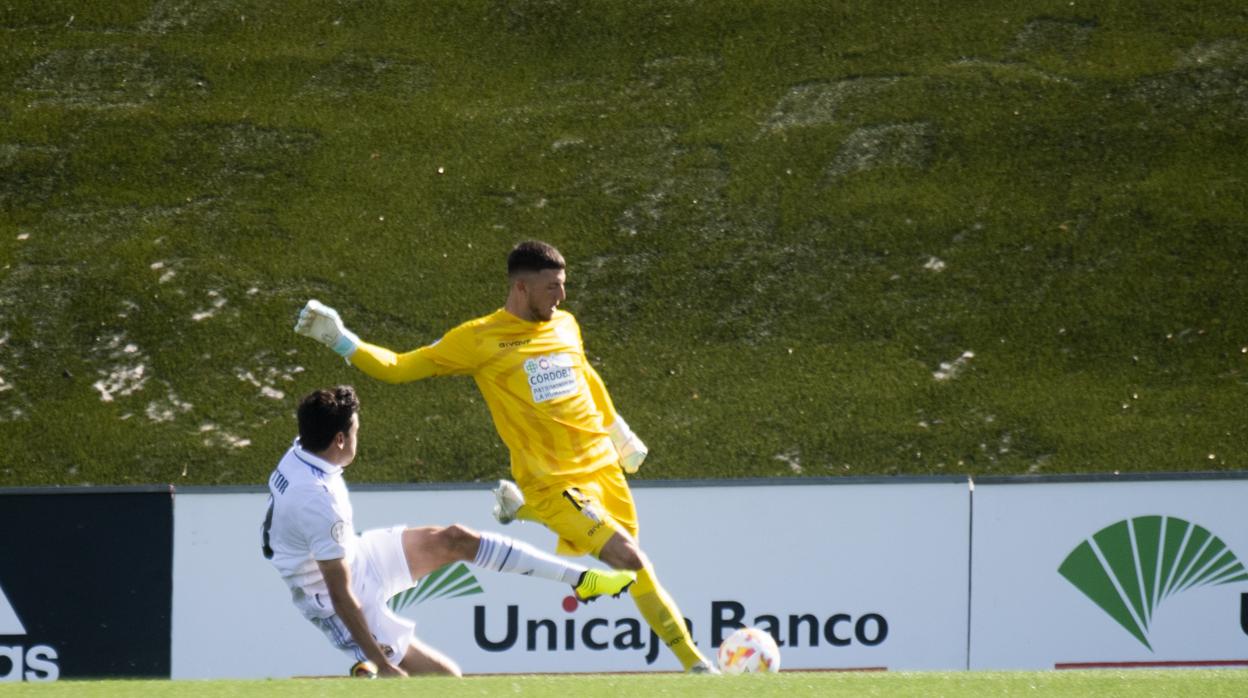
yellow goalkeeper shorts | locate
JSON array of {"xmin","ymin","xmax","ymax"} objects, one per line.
[{"xmin": 525, "ymin": 465, "xmax": 639, "ymax": 558}]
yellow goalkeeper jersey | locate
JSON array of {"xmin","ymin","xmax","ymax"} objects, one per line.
[{"xmin": 350, "ymin": 308, "xmax": 620, "ymax": 492}]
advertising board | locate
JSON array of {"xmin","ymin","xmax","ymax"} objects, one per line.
[
  {"xmin": 969, "ymin": 478, "xmax": 1248, "ymax": 669},
  {"xmin": 0, "ymin": 488, "xmax": 173, "ymax": 682},
  {"xmin": 172, "ymin": 480, "xmax": 970, "ymax": 678}
]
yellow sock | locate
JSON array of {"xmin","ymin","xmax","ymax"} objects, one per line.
[{"xmin": 629, "ymin": 567, "xmax": 707, "ymax": 670}]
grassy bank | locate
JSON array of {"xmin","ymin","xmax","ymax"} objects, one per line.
[{"xmin": 1, "ymin": 1, "xmax": 1246, "ymax": 486}]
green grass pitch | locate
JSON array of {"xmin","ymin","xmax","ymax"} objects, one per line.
[{"xmin": 5, "ymin": 671, "xmax": 1248, "ymax": 697}]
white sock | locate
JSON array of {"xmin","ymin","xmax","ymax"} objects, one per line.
[{"xmin": 473, "ymin": 531, "xmax": 585, "ymax": 586}]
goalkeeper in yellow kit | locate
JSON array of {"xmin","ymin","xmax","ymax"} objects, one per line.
[{"xmin": 294, "ymin": 240, "xmax": 715, "ymax": 673}]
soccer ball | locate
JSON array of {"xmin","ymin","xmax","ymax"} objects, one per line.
[
  {"xmin": 349, "ymin": 660, "xmax": 378, "ymax": 678},
  {"xmin": 716, "ymin": 627, "xmax": 781, "ymax": 674}
]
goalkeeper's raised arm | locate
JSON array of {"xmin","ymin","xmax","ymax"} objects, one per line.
[{"xmin": 294, "ymin": 299, "xmax": 450, "ymax": 383}]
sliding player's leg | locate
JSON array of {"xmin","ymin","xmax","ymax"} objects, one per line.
[
  {"xmin": 398, "ymin": 637, "xmax": 461, "ymax": 676},
  {"xmin": 399, "ymin": 524, "xmax": 633, "ymax": 599},
  {"xmin": 348, "ymin": 523, "xmax": 633, "ymax": 677},
  {"xmin": 329, "ymin": 528, "xmax": 457, "ymax": 677}
]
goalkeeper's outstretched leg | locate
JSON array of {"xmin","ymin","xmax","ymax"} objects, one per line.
[
  {"xmin": 598, "ymin": 530, "xmax": 715, "ymax": 673},
  {"xmin": 493, "ymin": 473, "xmax": 716, "ymax": 673},
  {"xmin": 492, "ymin": 479, "xmax": 534, "ymax": 524}
]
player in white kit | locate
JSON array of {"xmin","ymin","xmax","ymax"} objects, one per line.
[{"xmin": 262, "ymin": 385, "xmax": 635, "ymax": 677}]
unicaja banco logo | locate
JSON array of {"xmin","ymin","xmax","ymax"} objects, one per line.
[
  {"xmin": 1059, "ymin": 515, "xmax": 1248, "ymax": 649},
  {"xmin": 388, "ymin": 562, "xmax": 483, "ymax": 613}
]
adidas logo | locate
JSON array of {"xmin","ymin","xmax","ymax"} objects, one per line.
[
  {"xmin": 0, "ymin": 581, "xmax": 25, "ymax": 636},
  {"xmin": 1059, "ymin": 515, "xmax": 1248, "ymax": 649},
  {"xmin": 0, "ymin": 578, "xmax": 60, "ymax": 681}
]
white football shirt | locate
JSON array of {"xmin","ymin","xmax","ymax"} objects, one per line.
[{"xmin": 262, "ymin": 438, "xmax": 356, "ymax": 618}]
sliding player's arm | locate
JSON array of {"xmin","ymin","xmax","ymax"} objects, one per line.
[
  {"xmin": 301, "ymin": 495, "xmax": 403, "ymax": 676},
  {"xmin": 585, "ymin": 362, "xmax": 648, "ymax": 474},
  {"xmin": 294, "ymin": 300, "xmax": 475, "ymax": 382},
  {"xmin": 316, "ymin": 558, "xmax": 406, "ymax": 677}
]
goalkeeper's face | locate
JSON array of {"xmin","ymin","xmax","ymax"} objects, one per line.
[{"xmin": 524, "ymin": 268, "xmax": 566, "ymax": 322}]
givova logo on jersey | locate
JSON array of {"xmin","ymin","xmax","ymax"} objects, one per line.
[
  {"xmin": 1059, "ymin": 515, "xmax": 1248, "ymax": 650},
  {"xmin": 523, "ymin": 354, "xmax": 578, "ymax": 404},
  {"xmin": 0, "ymin": 580, "xmax": 59, "ymax": 682}
]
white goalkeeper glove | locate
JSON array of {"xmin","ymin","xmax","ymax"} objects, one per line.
[
  {"xmin": 608, "ymin": 415, "xmax": 647, "ymax": 474},
  {"xmin": 294, "ymin": 299, "xmax": 360, "ymax": 358}
]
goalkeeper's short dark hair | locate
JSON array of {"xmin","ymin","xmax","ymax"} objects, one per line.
[
  {"xmin": 297, "ymin": 386, "xmax": 359, "ymax": 452},
  {"xmin": 507, "ymin": 240, "xmax": 566, "ymax": 277}
]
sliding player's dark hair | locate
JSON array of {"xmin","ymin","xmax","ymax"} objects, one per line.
[
  {"xmin": 297, "ymin": 386, "xmax": 359, "ymax": 452},
  {"xmin": 507, "ymin": 240, "xmax": 566, "ymax": 277}
]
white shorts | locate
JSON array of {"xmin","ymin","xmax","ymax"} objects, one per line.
[{"xmin": 307, "ymin": 526, "xmax": 416, "ymax": 664}]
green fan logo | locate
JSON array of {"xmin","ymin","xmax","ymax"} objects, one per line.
[
  {"xmin": 389, "ymin": 562, "xmax": 484, "ymax": 612},
  {"xmin": 1059, "ymin": 515, "xmax": 1248, "ymax": 650}
]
